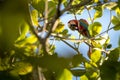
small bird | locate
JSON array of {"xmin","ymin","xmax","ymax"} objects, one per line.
[{"xmin": 68, "ymin": 19, "xmax": 91, "ymax": 38}]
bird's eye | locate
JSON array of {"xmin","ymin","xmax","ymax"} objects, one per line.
[
  {"xmin": 69, "ymin": 24, "xmax": 77, "ymax": 30},
  {"xmin": 71, "ymin": 24, "xmax": 77, "ymax": 27}
]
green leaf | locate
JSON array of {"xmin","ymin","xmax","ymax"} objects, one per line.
[
  {"xmin": 31, "ymin": 0, "xmax": 45, "ymax": 14},
  {"xmin": 72, "ymin": 54, "xmax": 84, "ymax": 67},
  {"xmin": 54, "ymin": 22, "xmax": 64, "ymax": 33},
  {"xmin": 0, "ymin": 0, "xmax": 30, "ymax": 54},
  {"xmin": 115, "ymin": 7, "xmax": 120, "ymax": 15},
  {"xmin": 56, "ymin": 69, "xmax": 72, "ymax": 80},
  {"xmin": 15, "ymin": 35, "xmax": 37, "ymax": 47},
  {"xmin": 48, "ymin": 1, "xmax": 56, "ymax": 17},
  {"xmin": 14, "ymin": 62, "xmax": 33, "ymax": 75},
  {"xmin": 16, "ymin": 22, "xmax": 29, "ymax": 42},
  {"xmin": 72, "ymin": 0, "xmax": 81, "ymax": 5},
  {"xmin": 100, "ymin": 61, "xmax": 119, "ymax": 80},
  {"xmin": 88, "ymin": 22, "xmax": 102, "ymax": 37},
  {"xmin": 31, "ymin": 9, "xmax": 38, "ymax": 26},
  {"xmin": 90, "ymin": 49, "xmax": 101, "ymax": 63},
  {"xmin": 94, "ymin": 7, "xmax": 103, "ymax": 19},
  {"xmin": 80, "ymin": 75, "xmax": 88, "ymax": 80},
  {"xmin": 108, "ymin": 47, "xmax": 120, "ymax": 61},
  {"xmin": 102, "ymin": 2, "xmax": 117, "ymax": 10},
  {"xmin": 71, "ymin": 69, "xmax": 86, "ymax": 76},
  {"xmin": 94, "ymin": 0, "xmax": 99, "ymax": 3},
  {"xmin": 111, "ymin": 16, "xmax": 120, "ymax": 30}
]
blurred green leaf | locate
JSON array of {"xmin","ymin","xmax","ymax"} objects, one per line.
[
  {"xmin": 115, "ymin": 7, "xmax": 120, "ymax": 15},
  {"xmin": 100, "ymin": 61, "xmax": 120, "ymax": 80},
  {"xmin": 0, "ymin": 0, "xmax": 30, "ymax": 56},
  {"xmin": 107, "ymin": 44, "xmax": 112, "ymax": 49},
  {"xmin": 54, "ymin": 22, "xmax": 64, "ymax": 33},
  {"xmin": 108, "ymin": 47, "xmax": 120, "ymax": 61},
  {"xmin": 90, "ymin": 49, "xmax": 101, "ymax": 63},
  {"xmin": 71, "ymin": 69, "xmax": 86, "ymax": 76},
  {"xmin": 72, "ymin": 54, "xmax": 84, "ymax": 67},
  {"xmin": 88, "ymin": 22, "xmax": 102, "ymax": 37},
  {"xmin": 94, "ymin": 6, "xmax": 102, "ymax": 19},
  {"xmin": 72, "ymin": 0, "xmax": 81, "ymax": 5},
  {"xmin": 31, "ymin": 9, "xmax": 38, "ymax": 26},
  {"xmin": 31, "ymin": 0, "xmax": 45, "ymax": 14},
  {"xmin": 15, "ymin": 35, "xmax": 37, "ymax": 47},
  {"xmin": 56, "ymin": 68, "xmax": 72, "ymax": 80},
  {"xmin": 111, "ymin": 16, "xmax": 120, "ymax": 30},
  {"xmin": 31, "ymin": 0, "xmax": 56, "ymax": 18},
  {"xmin": 102, "ymin": 2, "xmax": 117, "ymax": 10},
  {"xmin": 48, "ymin": 1, "xmax": 56, "ymax": 18},
  {"xmin": 14, "ymin": 62, "xmax": 33, "ymax": 75},
  {"xmin": 16, "ymin": 22, "xmax": 29, "ymax": 42},
  {"xmin": 80, "ymin": 75, "xmax": 88, "ymax": 80},
  {"xmin": 93, "ymin": 0, "xmax": 99, "ymax": 3}
]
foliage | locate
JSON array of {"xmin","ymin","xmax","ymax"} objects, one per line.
[{"xmin": 0, "ymin": 0, "xmax": 120, "ymax": 80}]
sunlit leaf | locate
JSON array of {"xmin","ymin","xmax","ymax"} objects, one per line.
[
  {"xmin": 111, "ymin": 16, "xmax": 120, "ymax": 30},
  {"xmin": 72, "ymin": 0, "xmax": 81, "ymax": 5},
  {"xmin": 115, "ymin": 7, "xmax": 120, "ymax": 15},
  {"xmin": 90, "ymin": 72, "xmax": 98, "ymax": 78},
  {"xmin": 94, "ymin": 0, "xmax": 99, "ymax": 3},
  {"xmin": 57, "ymin": 68, "xmax": 72, "ymax": 80},
  {"xmin": 15, "ymin": 35, "xmax": 37, "ymax": 47},
  {"xmin": 80, "ymin": 75, "xmax": 88, "ymax": 80},
  {"xmin": 16, "ymin": 22, "xmax": 29, "ymax": 42},
  {"xmin": 54, "ymin": 22, "xmax": 64, "ymax": 33},
  {"xmin": 91, "ymin": 40, "xmax": 102, "ymax": 48},
  {"xmin": 69, "ymin": 35, "xmax": 76, "ymax": 42},
  {"xmin": 85, "ymin": 62, "xmax": 97, "ymax": 69},
  {"xmin": 90, "ymin": 49, "xmax": 101, "ymax": 63},
  {"xmin": 31, "ymin": 9, "xmax": 38, "ymax": 26},
  {"xmin": 88, "ymin": 22, "xmax": 102, "ymax": 37},
  {"xmin": 102, "ymin": 2, "xmax": 117, "ymax": 10},
  {"xmin": 94, "ymin": 6, "xmax": 102, "ymax": 19}
]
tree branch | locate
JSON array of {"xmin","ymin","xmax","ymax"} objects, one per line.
[{"xmin": 60, "ymin": 0, "xmax": 92, "ymax": 15}]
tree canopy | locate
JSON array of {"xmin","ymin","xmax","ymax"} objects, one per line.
[{"xmin": 0, "ymin": 0, "xmax": 120, "ymax": 80}]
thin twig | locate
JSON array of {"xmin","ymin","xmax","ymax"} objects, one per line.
[
  {"xmin": 85, "ymin": 6, "xmax": 93, "ymax": 23},
  {"xmin": 61, "ymin": 39, "xmax": 80, "ymax": 54},
  {"xmin": 43, "ymin": 0, "xmax": 48, "ymax": 31},
  {"xmin": 107, "ymin": 10, "xmax": 112, "ymax": 33}
]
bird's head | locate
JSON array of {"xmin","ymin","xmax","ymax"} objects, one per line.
[{"xmin": 68, "ymin": 20, "xmax": 78, "ymax": 30}]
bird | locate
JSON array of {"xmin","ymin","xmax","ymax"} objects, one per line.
[
  {"xmin": 68, "ymin": 19, "xmax": 91, "ymax": 38},
  {"xmin": 68, "ymin": 19, "xmax": 92, "ymax": 58}
]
